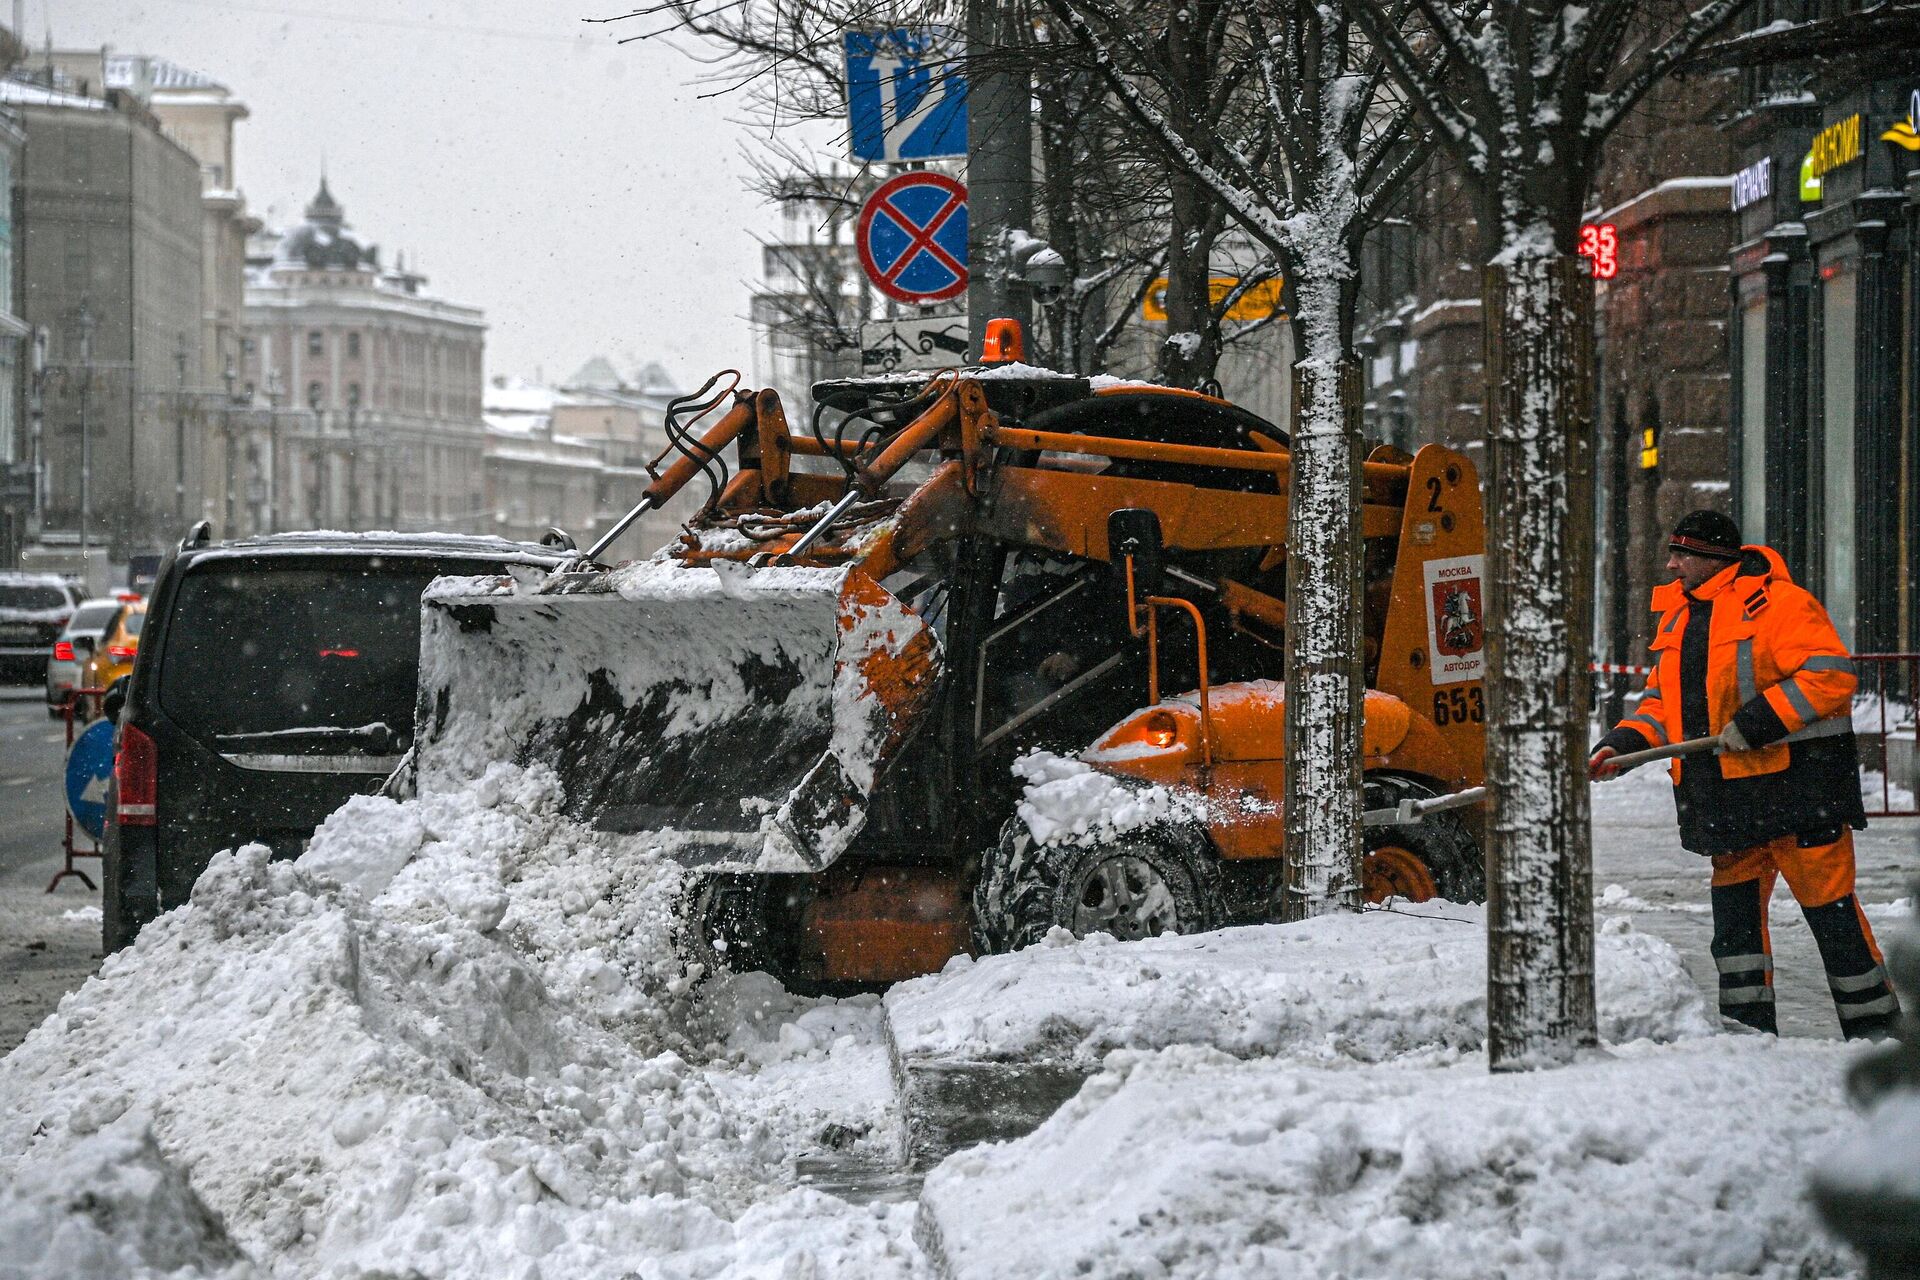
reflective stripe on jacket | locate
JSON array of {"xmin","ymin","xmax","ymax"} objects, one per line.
[{"xmin": 1617, "ymin": 545, "xmax": 1856, "ymax": 780}]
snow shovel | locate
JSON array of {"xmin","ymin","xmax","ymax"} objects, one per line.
[
  {"xmin": 1595, "ymin": 734, "xmax": 1720, "ymax": 775},
  {"xmin": 408, "ymin": 558, "xmax": 940, "ymax": 873},
  {"xmin": 1362, "ymin": 785, "xmax": 1488, "ymax": 828}
]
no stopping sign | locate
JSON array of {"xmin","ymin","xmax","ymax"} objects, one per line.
[{"xmin": 857, "ymin": 172, "xmax": 969, "ymax": 304}]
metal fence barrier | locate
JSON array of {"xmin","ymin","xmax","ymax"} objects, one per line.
[{"xmin": 1852, "ymin": 653, "xmax": 1918, "ymax": 818}]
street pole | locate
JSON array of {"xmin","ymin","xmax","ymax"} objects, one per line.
[
  {"xmin": 76, "ymin": 303, "xmax": 94, "ymax": 576},
  {"xmin": 346, "ymin": 388, "xmax": 360, "ymax": 530},
  {"xmin": 964, "ymin": 0, "xmax": 1032, "ymax": 358},
  {"xmin": 266, "ymin": 373, "xmax": 283, "ymax": 534},
  {"xmin": 28, "ymin": 326, "xmax": 45, "ymax": 529},
  {"xmin": 222, "ymin": 357, "xmax": 238, "ymax": 536},
  {"xmin": 174, "ymin": 336, "xmax": 188, "ymax": 520}
]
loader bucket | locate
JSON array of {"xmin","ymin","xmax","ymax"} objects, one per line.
[{"xmin": 410, "ymin": 559, "xmax": 940, "ymax": 872}]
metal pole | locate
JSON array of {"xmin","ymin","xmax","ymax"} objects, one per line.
[
  {"xmin": 174, "ymin": 338, "xmax": 188, "ymax": 519},
  {"xmin": 346, "ymin": 399, "xmax": 359, "ymax": 529},
  {"xmin": 266, "ymin": 375, "xmax": 282, "ymax": 533},
  {"xmin": 77, "ymin": 305, "xmax": 92, "ymax": 575},
  {"xmin": 222, "ymin": 359, "xmax": 237, "ymax": 536},
  {"xmin": 28, "ymin": 327, "xmax": 45, "ymax": 529},
  {"xmin": 964, "ymin": 0, "xmax": 1032, "ymax": 359}
]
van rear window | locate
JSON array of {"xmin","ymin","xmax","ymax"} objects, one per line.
[
  {"xmin": 0, "ymin": 585, "xmax": 67, "ymax": 610},
  {"xmin": 157, "ymin": 561, "xmax": 472, "ymax": 753}
]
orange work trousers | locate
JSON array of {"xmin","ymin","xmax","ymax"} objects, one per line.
[
  {"xmin": 1708, "ymin": 828, "xmax": 1895, "ymax": 1039},
  {"xmin": 1709, "ymin": 828, "xmax": 1879, "ymax": 945}
]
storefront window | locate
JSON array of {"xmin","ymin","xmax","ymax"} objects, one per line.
[
  {"xmin": 1821, "ymin": 269, "xmax": 1856, "ymax": 645},
  {"xmin": 1739, "ymin": 301, "xmax": 1766, "ymax": 534}
]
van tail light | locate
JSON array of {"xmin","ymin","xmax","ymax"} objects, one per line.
[
  {"xmin": 108, "ymin": 643, "xmax": 138, "ymax": 659},
  {"xmin": 53, "ymin": 641, "xmax": 75, "ymax": 662},
  {"xmin": 116, "ymin": 724, "xmax": 158, "ymax": 826}
]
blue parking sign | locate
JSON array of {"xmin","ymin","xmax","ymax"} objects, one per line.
[{"xmin": 845, "ymin": 28, "xmax": 967, "ymax": 163}]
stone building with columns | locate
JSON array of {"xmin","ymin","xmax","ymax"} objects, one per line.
[{"xmin": 241, "ymin": 180, "xmax": 486, "ymax": 533}]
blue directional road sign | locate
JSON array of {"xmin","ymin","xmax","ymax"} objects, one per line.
[
  {"xmin": 65, "ymin": 717, "xmax": 116, "ymax": 842},
  {"xmin": 845, "ymin": 28, "xmax": 967, "ymax": 163},
  {"xmin": 857, "ymin": 172, "xmax": 969, "ymax": 304}
]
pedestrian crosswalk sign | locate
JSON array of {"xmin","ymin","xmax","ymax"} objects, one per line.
[{"xmin": 845, "ymin": 28, "xmax": 967, "ymax": 163}]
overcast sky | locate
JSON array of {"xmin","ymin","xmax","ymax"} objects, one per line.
[{"xmin": 46, "ymin": 0, "xmax": 790, "ymax": 391}]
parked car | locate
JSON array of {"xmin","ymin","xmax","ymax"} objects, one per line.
[
  {"xmin": 45, "ymin": 596, "xmax": 131, "ymax": 716},
  {"xmin": 102, "ymin": 524, "xmax": 572, "ymax": 951},
  {"xmin": 77, "ymin": 598, "xmax": 148, "ymax": 718},
  {"xmin": 0, "ymin": 572, "xmax": 80, "ymax": 683}
]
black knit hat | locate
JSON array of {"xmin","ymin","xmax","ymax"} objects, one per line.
[{"xmin": 1669, "ymin": 509, "xmax": 1743, "ymax": 561}]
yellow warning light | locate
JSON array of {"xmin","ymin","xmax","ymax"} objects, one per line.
[{"xmin": 1639, "ymin": 426, "xmax": 1659, "ymax": 470}]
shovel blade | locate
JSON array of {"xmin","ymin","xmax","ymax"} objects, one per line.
[{"xmin": 412, "ymin": 560, "xmax": 938, "ymax": 871}]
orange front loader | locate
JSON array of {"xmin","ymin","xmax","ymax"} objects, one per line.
[{"xmin": 410, "ymin": 369, "xmax": 1487, "ymax": 990}]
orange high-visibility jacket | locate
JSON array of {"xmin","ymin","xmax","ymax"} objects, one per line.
[{"xmin": 1614, "ymin": 545, "xmax": 1856, "ymax": 780}]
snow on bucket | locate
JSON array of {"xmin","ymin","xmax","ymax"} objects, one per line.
[{"xmin": 410, "ymin": 558, "xmax": 939, "ymax": 872}]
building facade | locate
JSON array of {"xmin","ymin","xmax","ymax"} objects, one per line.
[
  {"xmin": 1719, "ymin": 7, "xmax": 1920, "ymax": 653},
  {"xmin": 6, "ymin": 61, "xmax": 205, "ymax": 573},
  {"xmin": 243, "ymin": 181, "xmax": 485, "ymax": 534},
  {"xmin": 482, "ymin": 359, "xmax": 692, "ymax": 556},
  {"xmin": 1352, "ymin": 9, "xmax": 1920, "ymax": 665},
  {"xmin": 0, "ymin": 97, "xmax": 26, "ymax": 567},
  {"xmin": 1356, "ymin": 68, "xmax": 1742, "ymax": 676}
]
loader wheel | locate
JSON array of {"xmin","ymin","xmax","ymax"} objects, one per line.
[
  {"xmin": 675, "ymin": 872, "xmax": 778, "ymax": 981},
  {"xmin": 971, "ymin": 818, "xmax": 1224, "ymax": 954},
  {"xmin": 1362, "ymin": 774, "xmax": 1484, "ymax": 904}
]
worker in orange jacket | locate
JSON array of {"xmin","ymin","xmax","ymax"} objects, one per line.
[{"xmin": 1589, "ymin": 510, "xmax": 1897, "ymax": 1040}]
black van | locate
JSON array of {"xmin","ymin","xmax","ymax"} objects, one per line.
[{"xmin": 102, "ymin": 525, "xmax": 570, "ymax": 951}]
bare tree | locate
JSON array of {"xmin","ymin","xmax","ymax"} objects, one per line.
[
  {"xmin": 616, "ymin": 0, "xmax": 1275, "ymax": 387},
  {"xmin": 1343, "ymin": 0, "xmax": 1755, "ymax": 1069},
  {"xmin": 1045, "ymin": 0, "xmax": 1434, "ymax": 918}
]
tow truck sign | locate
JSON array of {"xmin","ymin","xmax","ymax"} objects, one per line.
[
  {"xmin": 860, "ymin": 312, "xmax": 969, "ymax": 372},
  {"xmin": 1423, "ymin": 554, "xmax": 1486, "ymax": 686}
]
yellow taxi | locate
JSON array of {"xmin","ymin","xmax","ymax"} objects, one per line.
[{"xmin": 80, "ymin": 597, "xmax": 146, "ymax": 718}]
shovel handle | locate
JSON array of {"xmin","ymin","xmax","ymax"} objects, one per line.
[{"xmin": 1602, "ymin": 735, "xmax": 1720, "ymax": 772}]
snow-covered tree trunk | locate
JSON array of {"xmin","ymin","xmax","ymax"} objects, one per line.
[
  {"xmin": 1281, "ymin": 349, "xmax": 1364, "ymax": 919},
  {"xmin": 1159, "ymin": 174, "xmax": 1224, "ymax": 389},
  {"xmin": 1482, "ymin": 248, "xmax": 1599, "ymax": 1070}
]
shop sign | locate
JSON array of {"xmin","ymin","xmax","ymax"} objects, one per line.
[
  {"xmin": 1882, "ymin": 90, "xmax": 1920, "ymax": 152},
  {"xmin": 1577, "ymin": 222, "xmax": 1619, "ymax": 279},
  {"xmin": 1141, "ymin": 275, "xmax": 1286, "ymax": 322},
  {"xmin": 1799, "ymin": 151, "xmax": 1822, "ymax": 203},
  {"xmin": 1807, "ymin": 113, "xmax": 1864, "ymax": 179},
  {"xmin": 1731, "ymin": 157, "xmax": 1772, "ymax": 211}
]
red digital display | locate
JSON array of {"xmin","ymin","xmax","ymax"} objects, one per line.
[{"xmin": 1578, "ymin": 223, "xmax": 1619, "ymax": 280}]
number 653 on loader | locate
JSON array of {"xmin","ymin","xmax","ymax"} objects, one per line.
[{"xmin": 405, "ymin": 366, "xmax": 1488, "ymax": 992}]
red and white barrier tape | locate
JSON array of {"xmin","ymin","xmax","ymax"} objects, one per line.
[{"xmin": 1590, "ymin": 662, "xmax": 1653, "ymax": 675}]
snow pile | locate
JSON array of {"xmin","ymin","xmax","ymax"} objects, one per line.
[
  {"xmin": 0, "ymin": 1124, "xmax": 252, "ymax": 1279},
  {"xmin": 887, "ymin": 903, "xmax": 1715, "ymax": 1069},
  {"xmin": 0, "ymin": 764, "xmax": 921, "ymax": 1279},
  {"xmin": 918, "ymin": 1037, "xmax": 1859, "ymax": 1280},
  {"xmin": 1011, "ymin": 751, "xmax": 1201, "ymax": 847}
]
